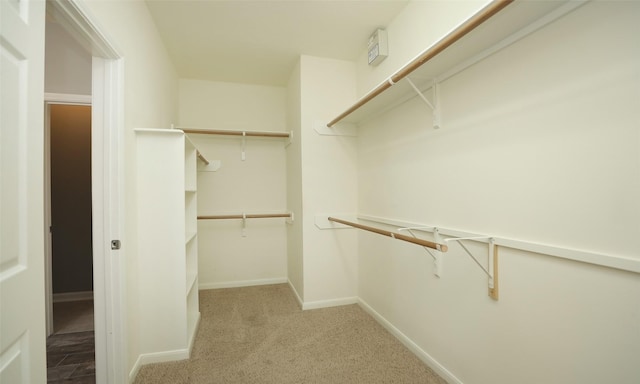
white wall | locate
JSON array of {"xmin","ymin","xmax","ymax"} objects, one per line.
[
  {"xmin": 45, "ymin": 19, "xmax": 92, "ymax": 95},
  {"xmin": 298, "ymin": 55, "xmax": 359, "ymax": 307},
  {"xmin": 286, "ymin": 62, "xmax": 304, "ymax": 301},
  {"xmin": 355, "ymin": 2, "xmax": 640, "ymax": 384},
  {"xmin": 355, "ymin": 0, "xmax": 491, "ymax": 96},
  {"xmin": 78, "ymin": 0, "xmax": 179, "ymax": 376},
  {"xmin": 178, "ymin": 79, "xmax": 288, "ymax": 289}
]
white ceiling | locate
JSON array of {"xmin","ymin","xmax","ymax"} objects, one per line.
[{"xmin": 145, "ymin": 0, "xmax": 409, "ymax": 86}]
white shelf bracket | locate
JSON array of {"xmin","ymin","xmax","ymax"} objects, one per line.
[
  {"xmin": 445, "ymin": 236, "xmax": 492, "ymax": 277},
  {"xmin": 489, "ymin": 239, "xmax": 499, "ymax": 300},
  {"xmin": 433, "ymin": 82, "xmax": 441, "ymax": 130},
  {"xmin": 241, "ymin": 131, "xmax": 246, "ymax": 161},
  {"xmin": 286, "ymin": 212, "xmax": 295, "ymax": 225},
  {"xmin": 398, "ymin": 226, "xmax": 442, "ymax": 277},
  {"xmin": 198, "ymin": 159, "xmax": 222, "ymax": 172},
  {"xmin": 488, "ymin": 238, "xmax": 495, "ymax": 290},
  {"xmin": 433, "ymin": 228, "xmax": 443, "ymax": 277},
  {"xmin": 285, "ymin": 131, "xmax": 293, "ymax": 147},
  {"xmin": 314, "ymin": 120, "xmax": 357, "ymax": 137},
  {"xmin": 405, "ymin": 77, "xmax": 441, "ymax": 130},
  {"xmin": 241, "ymin": 213, "xmax": 247, "ymax": 237},
  {"xmin": 445, "ymin": 236, "xmax": 498, "ymax": 300}
]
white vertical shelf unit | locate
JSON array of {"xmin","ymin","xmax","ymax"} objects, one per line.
[
  {"xmin": 135, "ymin": 128, "xmax": 200, "ymax": 363},
  {"xmin": 184, "ymin": 136, "xmax": 199, "ymax": 342}
]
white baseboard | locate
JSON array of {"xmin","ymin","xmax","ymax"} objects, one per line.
[
  {"xmin": 357, "ymin": 298, "xmax": 462, "ymax": 384},
  {"xmin": 287, "ymin": 280, "xmax": 304, "ymax": 308},
  {"xmin": 129, "ymin": 314, "xmax": 200, "ymax": 383},
  {"xmin": 199, "ymin": 277, "xmax": 288, "ymax": 290},
  {"xmin": 129, "ymin": 348, "xmax": 190, "ymax": 383},
  {"xmin": 302, "ymin": 296, "xmax": 358, "ymax": 310},
  {"xmin": 53, "ymin": 291, "xmax": 93, "ymax": 303},
  {"xmin": 285, "ymin": 280, "xmax": 359, "ymax": 311}
]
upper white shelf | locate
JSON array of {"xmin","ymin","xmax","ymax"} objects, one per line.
[{"xmin": 328, "ymin": 0, "xmax": 579, "ymax": 127}]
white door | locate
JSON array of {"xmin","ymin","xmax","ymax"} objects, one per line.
[{"xmin": 0, "ymin": 0, "xmax": 47, "ymax": 382}]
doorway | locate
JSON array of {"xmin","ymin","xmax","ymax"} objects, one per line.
[
  {"xmin": 49, "ymin": 104, "xmax": 93, "ymax": 306},
  {"xmin": 45, "ymin": 103, "xmax": 96, "ymax": 382}
]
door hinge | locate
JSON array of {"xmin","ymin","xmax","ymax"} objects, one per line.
[{"xmin": 111, "ymin": 240, "xmax": 121, "ymax": 250}]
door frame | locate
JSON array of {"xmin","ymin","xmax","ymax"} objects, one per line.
[{"xmin": 47, "ymin": 0, "xmax": 126, "ymax": 382}]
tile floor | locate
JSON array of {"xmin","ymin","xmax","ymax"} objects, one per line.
[{"xmin": 47, "ymin": 300, "xmax": 95, "ymax": 383}]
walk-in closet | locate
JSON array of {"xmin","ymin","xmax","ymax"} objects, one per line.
[
  {"xmin": 133, "ymin": 1, "xmax": 640, "ymax": 382},
  {"xmin": 2, "ymin": 0, "xmax": 638, "ymax": 383}
]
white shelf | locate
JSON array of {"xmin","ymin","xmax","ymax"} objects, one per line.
[
  {"xmin": 186, "ymin": 283, "xmax": 200, "ymax": 351},
  {"xmin": 184, "ymin": 136, "xmax": 197, "ymax": 191},
  {"xmin": 329, "ymin": 0, "xmax": 579, "ymax": 127},
  {"xmin": 186, "ymin": 269, "xmax": 198, "ymax": 296},
  {"xmin": 185, "ymin": 192, "xmax": 197, "ymax": 235},
  {"xmin": 186, "ymin": 231, "xmax": 197, "ymax": 245},
  {"xmin": 135, "ymin": 128, "xmax": 200, "ymax": 361},
  {"xmin": 186, "ymin": 236, "xmax": 197, "ymax": 294}
]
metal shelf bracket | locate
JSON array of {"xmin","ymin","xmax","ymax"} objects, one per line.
[
  {"xmin": 241, "ymin": 131, "xmax": 246, "ymax": 161},
  {"xmin": 445, "ymin": 236, "xmax": 499, "ymax": 300},
  {"xmin": 398, "ymin": 226, "xmax": 442, "ymax": 277},
  {"xmin": 405, "ymin": 77, "xmax": 441, "ymax": 130},
  {"xmin": 241, "ymin": 213, "xmax": 247, "ymax": 237},
  {"xmin": 285, "ymin": 131, "xmax": 293, "ymax": 147}
]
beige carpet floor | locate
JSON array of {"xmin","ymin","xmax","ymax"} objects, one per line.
[
  {"xmin": 53, "ymin": 300, "xmax": 94, "ymax": 334},
  {"xmin": 134, "ymin": 284, "xmax": 447, "ymax": 384}
]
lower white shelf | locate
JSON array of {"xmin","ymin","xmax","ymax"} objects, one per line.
[{"xmin": 187, "ymin": 273, "xmax": 198, "ymax": 296}]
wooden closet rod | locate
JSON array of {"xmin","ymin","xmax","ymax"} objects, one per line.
[
  {"xmin": 327, "ymin": 0, "xmax": 513, "ymax": 127},
  {"xmin": 328, "ymin": 217, "xmax": 448, "ymax": 252},
  {"xmin": 181, "ymin": 128, "xmax": 290, "ymax": 138},
  {"xmin": 198, "ymin": 213, "xmax": 292, "ymax": 220}
]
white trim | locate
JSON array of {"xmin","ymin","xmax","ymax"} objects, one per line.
[
  {"xmin": 129, "ymin": 348, "xmax": 190, "ymax": 383},
  {"xmin": 44, "ymin": 103, "xmax": 53, "ymax": 337},
  {"xmin": 53, "ymin": 291, "xmax": 94, "ymax": 303},
  {"xmin": 288, "ymin": 280, "xmax": 304, "ymax": 309},
  {"xmin": 358, "ymin": 298, "xmax": 463, "ymax": 384},
  {"xmin": 90, "ymin": 58, "xmax": 109, "ymax": 384},
  {"xmin": 199, "ymin": 277, "xmax": 288, "ymax": 291},
  {"xmin": 93, "ymin": 56, "xmax": 127, "ymax": 384},
  {"xmin": 131, "ymin": 311, "xmax": 200, "ymax": 383},
  {"xmin": 47, "ymin": 0, "xmax": 121, "ymax": 58},
  {"xmin": 285, "ymin": 279, "xmax": 357, "ymax": 311},
  {"xmin": 47, "ymin": 2, "xmax": 126, "ymax": 383},
  {"xmin": 302, "ymin": 296, "xmax": 358, "ymax": 311},
  {"xmin": 44, "ymin": 92, "xmax": 91, "ymax": 104}
]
